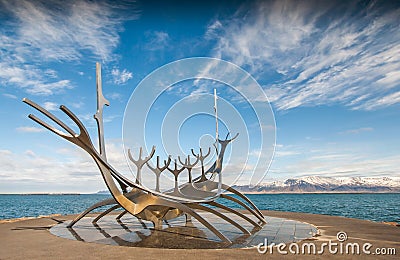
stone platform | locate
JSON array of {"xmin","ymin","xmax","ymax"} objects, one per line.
[{"xmin": 1, "ymin": 210, "xmax": 399, "ymax": 259}]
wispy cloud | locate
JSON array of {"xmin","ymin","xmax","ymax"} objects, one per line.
[
  {"xmin": 145, "ymin": 31, "xmax": 170, "ymax": 51},
  {"xmin": 0, "ymin": 139, "xmax": 129, "ymax": 193},
  {"xmin": 111, "ymin": 68, "xmax": 133, "ymax": 85},
  {"xmin": 2, "ymin": 93, "xmax": 17, "ymax": 99},
  {"xmin": 70, "ymin": 101, "xmax": 84, "ymax": 109},
  {"xmin": 42, "ymin": 101, "xmax": 58, "ymax": 111},
  {"xmin": 1, "ymin": 0, "xmax": 137, "ymax": 62},
  {"xmin": 339, "ymin": 127, "xmax": 373, "ymax": 135},
  {"xmin": 0, "ymin": 149, "xmax": 12, "ymax": 156},
  {"xmin": 16, "ymin": 126, "xmax": 45, "ymax": 133},
  {"xmin": 107, "ymin": 92, "xmax": 123, "ymax": 101},
  {"xmin": 208, "ymin": 0, "xmax": 400, "ymax": 111},
  {"xmin": 0, "ymin": 0, "xmax": 138, "ymax": 95},
  {"xmin": 269, "ymin": 144, "xmax": 400, "ymax": 179},
  {"xmin": 290, "ymin": 155, "xmax": 400, "ymax": 178},
  {"xmin": 0, "ymin": 62, "xmax": 72, "ymax": 95},
  {"xmin": 275, "ymin": 150, "xmax": 300, "ymax": 158}
]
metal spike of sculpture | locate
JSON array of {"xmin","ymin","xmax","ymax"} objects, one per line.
[
  {"xmin": 147, "ymin": 156, "xmax": 171, "ymax": 192},
  {"xmin": 178, "ymin": 155, "xmax": 199, "ymax": 183},
  {"xmin": 23, "ymin": 63, "xmax": 266, "ymax": 244},
  {"xmin": 128, "ymin": 146, "xmax": 156, "ymax": 185},
  {"xmin": 165, "ymin": 159, "xmax": 186, "ymax": 197},
  {"xmin": 191, "ymin": 147, "xmax": 211, "ymax": 183}
]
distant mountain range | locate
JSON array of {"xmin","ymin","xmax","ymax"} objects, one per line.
[
  {"xmin": 233, "ymin": 176, "xmax": 400, "ymax": 193},
  {"xmin": 96, "ymin": 176, "xmax": 400, "ymax": 194}
]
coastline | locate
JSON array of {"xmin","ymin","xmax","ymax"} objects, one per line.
[
  {"xmin": 240, "ymin": 191, "xmax": 400, "ymax": 194},
  {"xmin": 0, "ymin": 214, "xmax": 62, "ymax": 224}
]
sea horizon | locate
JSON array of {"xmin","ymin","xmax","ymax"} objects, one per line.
[{"xmin": 1, "ymin": 191, "xmax": 400, "ymax": 195}]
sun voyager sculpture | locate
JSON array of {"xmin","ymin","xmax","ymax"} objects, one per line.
[{"xmin": 23, "ymin": 59, "xmax": 276, "ymax": 246}]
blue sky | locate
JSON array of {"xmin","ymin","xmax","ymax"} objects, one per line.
[{"xmin": 0, "ymin": 0, "xmax": 399, "ymax": 193}]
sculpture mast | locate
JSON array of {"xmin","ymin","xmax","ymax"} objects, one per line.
[
  {"xmin": 214, "ymin": 89, "xmax": 222, "ymax": 193},
  {"xmin": 94, "ymin": 63, "xmax": 110, "ymax": 161},
  {"xmin": 214, "ymin": 88, "xmax": 219, "ymax": 144}
]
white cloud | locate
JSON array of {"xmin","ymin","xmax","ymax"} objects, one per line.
[
  {"xmin": 0, "ymin": 147, "xmax": 101, "ymax": 193},
  {"xmin": 0, "ymin": 62, "xmax": 72, "ymax": 95},
  {"xmin": 71, "ymin": 101, "xmax": 84, "ymax": 109},
  {"xmin": 2, "ymin": 93, "xmax": 17, "ymax": 99},
  {"xmin": 271, "ymin": 144, "xmax": 301, "ymax": 158},
  {"xmin": 44, "ymin": 69, "xmax": 57, "ymax": 78},
  {"xmin": 0, "ymin": 0, "xmax": 138, "ymax": 95},
  {"xmin": 103, "ymin": 114, "xmax": 120, "ymax": 123},
  {"xmin": 43, "ymin": 101, "xmax": 58, "ymax": 111},
  {"xmin": 16, "ymin": 126, "xmax": 45, "ymax": 133},
  {"xmin": 24, "ymin": 150, "xmax": 36, "ymax": 157},
  {"xmin": 376, "ymin": 71, "xmax": 400, "ymax": 85},
  {"xmin": 108, "ymin": 92, "xmax": 122, "ymax": 100},
  {"xmin": 0, "ymin": 139, "xmax": 130, "ymax": 193},
  {"xmin": 0, "ymin": 63, "xmax": 69, "ymax": 97},
  {"xmin": 145, "ymin": 31, "xmax": 170, "ymax": 51},
  {"xmin": 111, "ymin": 68, "xmax": 133, "ymax": 85},
  {"xmin": 205, "ymin": 20, "xmax": 223, "ymax": 40},
  {"xmin": 208, "ymin": 0, "xmax": 400, "ymax": 111},
  {"xmin": 339, "ymin": 127, "xmax": 373, "ymax": 135},
  {"xmin": 275, "ymin": 150, "xmax": 300, "ymax": 157},
  {"xmin": 2, "ymin": 0, "xmax": 137, "ymax": 62},
  {"xmin": 0, "ymin": 150, "xmax": 12, "ymax": 156},
  {"xmin": 356, "ymin": 91, "xmax": 400, "ymax": 111},
  {"xmin": 290, "ymin": 155, "xmax": 400, "ymax": 178},
  {"xmin": 268, "ymin": 143, "xmax": 400, "ymax": 180}
]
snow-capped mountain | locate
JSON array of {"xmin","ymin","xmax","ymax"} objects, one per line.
[{"xmin": 233, "ymin": 176, "xmax": 400, "ymax": 193}]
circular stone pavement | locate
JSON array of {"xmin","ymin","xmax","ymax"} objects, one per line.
[{"xmin": 50, "ymin": 211, "xmax": 318, "ymax": 249}]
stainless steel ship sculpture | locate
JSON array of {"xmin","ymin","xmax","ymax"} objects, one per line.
[{"xmin": 23, "ymin": 63, "xmax": 266, "ymax": 243}]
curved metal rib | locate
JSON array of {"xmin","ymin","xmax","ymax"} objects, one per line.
[
  {"xmin": 92, "ymin": 204, "xmax": 121, "ymax": 224},
  {"xmin": 188, "ymin": 203, "xmax": 250, "ymax": 235},
  {"xmin": 23, "ymin": 99, "xmax": 75, "ymax": 137},
  {"xmin": 191, "ymin": 177, "xmax": 265, "ymax": 222},
  {"xmin": 116, "ymin": 210, "xmax": 128, "ymax": 220},
  {"xmin": 206, "ymin": 201, "xmax": 261, "ymax": 228},
  {"xmin": 220, "ymin": 193, "xmax": 266, "ymax": 223},
  {"xmin": 67, "ymin": 197, "xmax": 117, "ymax": 228},
  {"xmin": 130, "ymin": 193, "xmax": 231, "ymax": 243},
  {"xmin": 225, "ymin": 186, "xmax": 265, "ymax": 219}
]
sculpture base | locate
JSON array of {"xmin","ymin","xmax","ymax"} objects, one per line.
[{"xmin": 50, "ymin": 211, "xmax": 318, "ymax": 249}]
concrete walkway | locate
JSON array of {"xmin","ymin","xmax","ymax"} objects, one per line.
[{"xmin": 1, "ymin": 211, "xmax": 399, "ymax": 259}]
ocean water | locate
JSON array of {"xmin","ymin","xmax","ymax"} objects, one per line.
[
  {"xmin": 217, "ymin": 193, "xmax": 400, "ymax": 223},
  {"xmin": 0, "ymin": 193, "xmax": 399, "ymax": 223}
]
